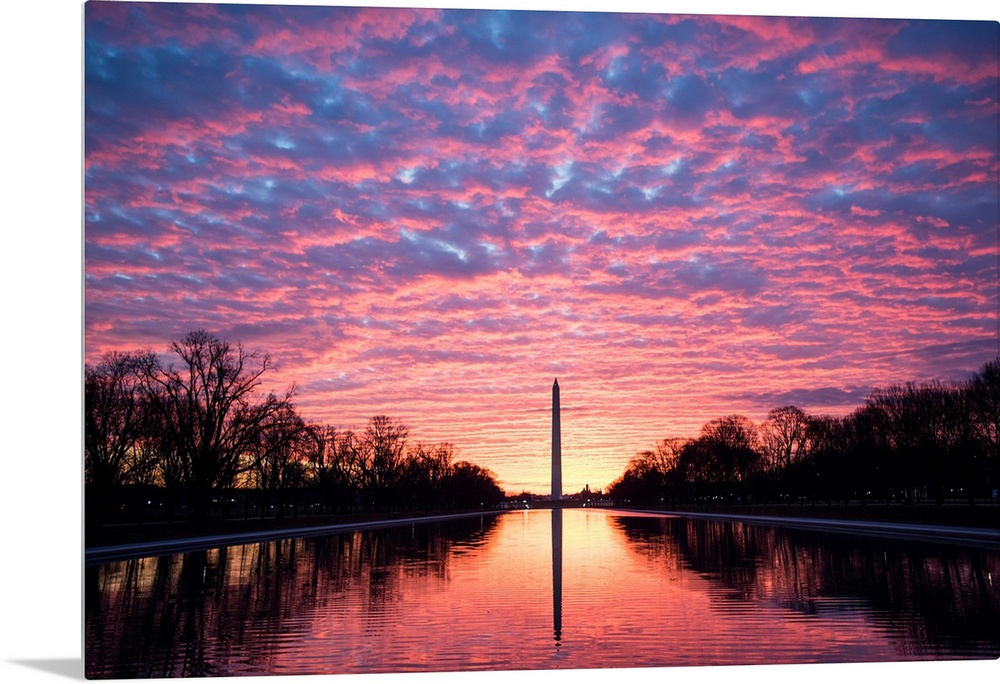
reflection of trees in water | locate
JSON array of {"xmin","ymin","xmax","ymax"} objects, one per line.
[
  {"xmin": 85, "ymin": 515, "xmax": 501, "ymax": 678},
  {"xmin": 612, "ymin": 516, "xmax": 1000, "ymax": 658}
]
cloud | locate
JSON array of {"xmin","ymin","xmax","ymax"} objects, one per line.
[
  {"xmin": 725, "ymin": 386, "xmax": 873, "ymax": 413},
  {"xmin": 84, "ymin": 5, "xmax": 999, "ymax": 492}
]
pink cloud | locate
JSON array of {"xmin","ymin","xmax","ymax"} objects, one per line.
[{"xmin": 84, "ymin": 7, "xmax": 999, "ymax": 493}]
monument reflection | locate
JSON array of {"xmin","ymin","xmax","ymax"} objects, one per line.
[{"xmin": 552, "ymin": 508, "xmax": 562, "ymax": 646}]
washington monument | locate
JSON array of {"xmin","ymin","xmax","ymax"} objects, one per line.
[{"xmin": 551, "ymin": 378, "xmax": 562, "ymax": 500}]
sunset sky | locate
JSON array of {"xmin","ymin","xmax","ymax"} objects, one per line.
[{"xmin": 83, "ymin": 1, "xmax": 999, "ymax": 494}]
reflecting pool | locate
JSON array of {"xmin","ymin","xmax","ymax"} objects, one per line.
[{"xmin": 84, "ymin": 509, "xmax": 1000, "ymax": 678}]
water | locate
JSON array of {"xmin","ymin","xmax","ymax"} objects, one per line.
[{"xmin": 84, "ymin": 509, "xmax": 1000, "ymax": 678}]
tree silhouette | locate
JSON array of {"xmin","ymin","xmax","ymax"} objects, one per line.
[
  {"xmin": 969, "ymin": 358, "xmax": 1000, "ymax": 492},
  {"xmin": 140, "ymin": 330, "xmax": 294, "ymax": 520},
  {"xmin": 305, "ymin": 424, "xmax": 357, "ymax": 513},
  {"xmin": 760, "ymin": 406, "xmax": 809, "ymax": 475},
  {"xmin": 443, "ymin": 461, "xmax": 504, "ymax": 509},
  {"xmin": 253, "ymin": 403, "xmax": 309, "ymax": 518},
  {"xmin": 402, "ymin": 442, "xmax": 456, "ymax": 511},
  {"xmin": 700, "ymin": 414, "xmax": 761, "ymax": 503},
  {"xmin": 357, "ymin": 415, "xmax": 409, "ymax": 511},
  {"xmin": 84, "ymin": 350, "xmax": 157, "ymax": 528}
]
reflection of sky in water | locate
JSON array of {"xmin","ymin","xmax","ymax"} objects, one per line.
[{"xmin": 85, "ymin": 510, "xmax": 1000, "ymax": 678}]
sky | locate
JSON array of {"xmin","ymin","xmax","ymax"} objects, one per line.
[{"xmin": 83, "ymin": 0, "xmax": 999, "ymax": 494}]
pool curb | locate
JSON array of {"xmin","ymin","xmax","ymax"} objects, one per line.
[
  {"xmin": 85, "ymin": 510, "xmax": 506, "ymax": 565},
  {"xmin": 629, "ymin": 509, "xmax": 1000, "ymax": 547}
]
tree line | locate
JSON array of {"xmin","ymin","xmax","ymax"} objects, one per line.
[
  {"xmin": 85, "ymin": 330, "xmax": 505, "ymax": 530},
  {"xmin": 607, "ymin": 357, "xmax": 1000, "ymax": 508}
]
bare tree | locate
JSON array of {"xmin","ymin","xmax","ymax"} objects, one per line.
[
  {"xmin": 141, "ymin": 330, "xmax": 293, "ymax": 520},
  {"xmin": 909, "ymin": 381, "xmax": 970, "ymax": 504},
  {"xmin": 699, "ymin": 414, "xmax": 761, "ymax": 502},
  {"xmin": 360, "ymin": 415, "xmax": 409, "ymax": 510},
  {"xmin": 760, "ymin": 406, "xmax": 810, "ymax": 475},
  {"xmin": 402, "ymin": 442, "xmax": 455, "ymax": 510},
  {"xmin": 863, "ymin": 384, "xmax": 923, "ymax": 502},
  {"xmin": 650, "ymin": 437, "xmax": 686, "ymax": 475},
  {"xmin": 442, "ymin": 460, "xmax": 504, "ymax": 509},
  {"xmin": 336, "ymin": 428, "xmax": 366, "ymax": 509},
  {"xmin": 969, "ymin": 357, "xmax": 1000, "ymax": 495},
  {"xmin": 305, "ymin": 423, "xmax": 356, "ymax": 512},
  {"xmin": 253, "ymin": 403, "xmax": 309, "ymax": 518},
  {"xmin": 85, "ymin": 350, "xmax": 157, "ymax": 527},
  {"xmin": 800, "ymin": 415, "xmax": 848, "ymax": 503}
]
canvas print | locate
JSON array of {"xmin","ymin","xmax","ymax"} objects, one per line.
[{"xmin": 84, "ymin": 0, "xmax": 1000, "ymax": 679}]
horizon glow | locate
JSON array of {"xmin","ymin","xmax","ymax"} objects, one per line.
[{"xmin": 84, "ymin": 2, "xmax": 999, "ymax": 494}]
